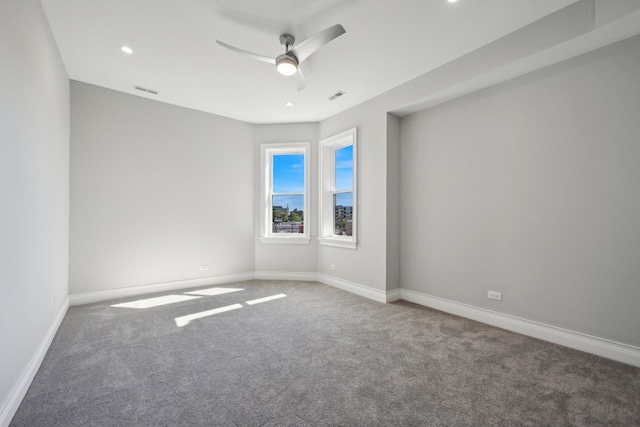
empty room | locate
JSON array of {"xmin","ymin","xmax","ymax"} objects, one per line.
[{"xmin": 2, "ymin": 0, "xmax": 640, "ymax": 425}]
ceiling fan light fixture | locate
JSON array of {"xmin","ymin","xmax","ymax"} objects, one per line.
[
  {"xmin": 217, "ymin": 25, "xmax": 345, "ymax": 90},
  {"xmin": 276, "ymin": 54, "xmax": 298, "ymax": 76}
]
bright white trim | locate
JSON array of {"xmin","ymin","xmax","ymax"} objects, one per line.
[
  {"xmin": 260, "ymin": 142, "xmax": 310, "ymax": 243},
  {"xmin": 386, "ymin": 288, "xmax": 402, "ymax": 303},
  {"xmin": 254, "ymin": 271, "xmax": 399, "ymax": 303},
  {"xmin": 400, "ymin": 288, "xmax": 640, "ymax": 368},
  {"xmin": 318, "ymin": 237, "xmax": 358, "ymax": 249},
  {"xmin": 0, "ymin": 296, "xmax": 70, "ymax": 427},
  {"xmin": 254, "ymin": 271, "xmax": 318, "ymax": 282},
  {"xmin": 317, "ymin": 273, "xmax": 387, "ymax": 303},
  {"xmin": 319, "ymin": 128, "xmax": 357, "ymax": 248},
  {"xmin": 69, "ymin": 272, "xmax": 254, "ymax": 306},
  {"xmin": 260, "ymin": 236, "xmax": 310, "ymax": 245}
]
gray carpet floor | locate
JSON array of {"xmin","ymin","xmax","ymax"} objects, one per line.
[{"xmin": 11, "ymin": 280, "xmax": 640, "ymax": 426}]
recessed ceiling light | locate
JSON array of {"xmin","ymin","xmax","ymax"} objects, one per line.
[
  {"xmin": 120, "ymin": 46, "xmax": 134, "ymax": 54},
  {"xmin": 285, "ymin": 101, "xmax": 294, "ymax": 107},
  {"xmin": 448, "ymin": 0, "xmax": 458, "ymax": 3}
]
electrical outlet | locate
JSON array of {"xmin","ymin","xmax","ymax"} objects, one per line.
[
  {"xmin": 200, "ymin": 265, "xmax": 209, "ymax": 271},
  {"xmin": 488, "ymin": 291, "xmax": 502, "ymax": 301},
  {"xmin": 330, "ymin": 264, "xmax": 337, "ymax": 271}
]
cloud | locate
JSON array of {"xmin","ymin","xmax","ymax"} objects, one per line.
[{"xmin": 336, "ymin": 160, "xmax": 353, "ymax": 170}]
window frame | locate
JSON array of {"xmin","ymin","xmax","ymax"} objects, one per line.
[
  {"xmin": 318, "ymin": 127, "xmax": 358, "ymax": 249},
  {"xmin": 260, "ymin": 142, "xmax": 311, "ymax": 245}
]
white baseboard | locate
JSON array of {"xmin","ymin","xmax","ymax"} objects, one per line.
[
  {"xmin": 249, "ymin": 271, "xmax": 401, "ymax": 304},
  {"xmin": 0, "ymin": 296, "xmax": 70, "ymax": 427},
  {"xmin": 253, "ymin": 271, "xmax": 319, "ymax": 282},
  {"xmin": 400, "ymin": 288, "xmax": 640, "ymax": 368},
  {"xmin": 69, "ymin": 272, "xmax": 255, "ymax": 306},
  {"xmin": 317, "ymin": 273, "xmax": 390, "ymax": 304},
  {"xmin": 254, "ymin": 272, "xmax": 401, "ymax": 303},
  {"xmin": 386, "ymin": 288, "xmax": 402, "ymax": 303}
]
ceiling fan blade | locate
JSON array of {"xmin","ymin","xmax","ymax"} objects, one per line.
[
  {"xmin": 290, "ymin": 24, "xmax": 345, "ymax": 64},
  {"xmin": 291, "ymin": 68, "xmax": 305, "ymax": 91},
  {"xmin": 215, "ymin": 40, "xmax": 276, "ymax": 64}
]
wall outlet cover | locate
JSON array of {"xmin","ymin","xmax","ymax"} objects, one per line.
[{"xmin": 488, "ymin": 291, "xmax": 502, "ymax": 301}]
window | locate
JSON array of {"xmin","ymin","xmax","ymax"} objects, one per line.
[
  {"xmin": 260, "ymin": 143, "xmax": 310, "ymax": 244},
  {"xmin": 319, "ymin": 128, "xmax": 357, "ymax": 249}
]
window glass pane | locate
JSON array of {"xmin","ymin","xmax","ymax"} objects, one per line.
[
  {"xmin": 273, "ymin": 154, "xmax": 304, "ymax": 193},
  {"xmin": 333, "ymin": 192, "xmax": 353, "ymax": 236},
  {"xmin": 272, "ymin": 195, "xmax": 304, "ymax": 234},
  {"xmin": 334, "ymin": 145, "xmax": 353, "ymax": 191}
]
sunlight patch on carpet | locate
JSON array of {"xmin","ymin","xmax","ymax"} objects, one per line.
[
  {"xmin": 174, "ymin": 303, "xmax": 243, "ymax": 327},
  {"xmin": 111, "ymin": 294, "xmax": 201, "ymax": 309}
]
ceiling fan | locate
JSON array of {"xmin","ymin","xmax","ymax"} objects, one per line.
[{"xmin": 216, "ymin": 24, "xmax": 346, "ymax": 91}]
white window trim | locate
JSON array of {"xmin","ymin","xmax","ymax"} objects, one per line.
[
  {"xmin": 260, "ymin": 142, "xmax": 310, "ymax": 244},
  {"xmin": 318, "ymin": 127, "xmax": 357, "ymax": 249}
]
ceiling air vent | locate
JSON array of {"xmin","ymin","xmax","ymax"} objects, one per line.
[
  {"xmin": 328, "ymin": 90, "xmax": 346, "ymax": 101},
  {"xmin": 133, "ymin": 85, "xmax": 159, "ymax": 95}
]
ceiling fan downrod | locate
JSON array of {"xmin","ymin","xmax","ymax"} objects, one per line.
[{"xmin": 279, "ymin": 34, "xmax": 295, "ymax": 52}]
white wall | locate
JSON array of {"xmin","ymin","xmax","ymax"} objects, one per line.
[
  {"xmin": 0, "ymin": 0, "xmax": 69, "ymax": 422},
  {"xmin": 400, "ymin": 35, "xmax": 640, "ymax": 347},
  {"xmin": 386, "ymin": 114, "xmax": 401, "ymax": 291},
  {"xmin": 70, "ymin": 82, "xmax": 254, "ymax": 293},
  {"xmin": 254, "ymin": 123, "xmax": 319, "ymax": 274},
  {"xmin": 312, "ymin": 0, "xmax": 640, "ymax": 295},
  {"xmin": 318, "ymin": 98, "xmax": 390, "ymax": 291}
]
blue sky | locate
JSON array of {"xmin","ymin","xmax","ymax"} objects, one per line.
[
  {"xmin": 273, "ymin": 154, "xmax": 304, "ymax": 193},
  {"xmin": 335, "ymin": 192, "xmax": 352, "ymax": 207},
  {"xmin": 335, "ymin": 145, "xmax": 353, "ymax": 192},
  {"xmin": 273, "ymin": 154, "xmax": 304, "ymax": 211},
  {"xmin": 272, "ymin": 148, "xmax": 353, "ymax": 212}
]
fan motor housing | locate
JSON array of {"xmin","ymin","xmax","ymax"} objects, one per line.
[
  {"xmin": 279, "ymin": 34, "xmax": 295, "ymax": 48},
  {"xmin": 276, "ymin": 52, "xmax": 298, "ymax": 64}
]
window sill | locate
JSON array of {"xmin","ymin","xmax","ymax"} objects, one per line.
[
  {"xmin": 318, "ymin": 237, "xmax": 358, "ymax": 249},
  {"xmin": 260, "ymin": 236, "xmax": 311, "ymax": 245}
]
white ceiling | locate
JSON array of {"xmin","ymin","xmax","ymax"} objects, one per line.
[{"xmin": 41, "ymin": 0, "xmax": 579, "ymax": 124}]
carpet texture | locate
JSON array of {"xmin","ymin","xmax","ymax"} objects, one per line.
[{"xmin": 11, "ymin": 280, "xmax": 640, "ymax": 426}]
